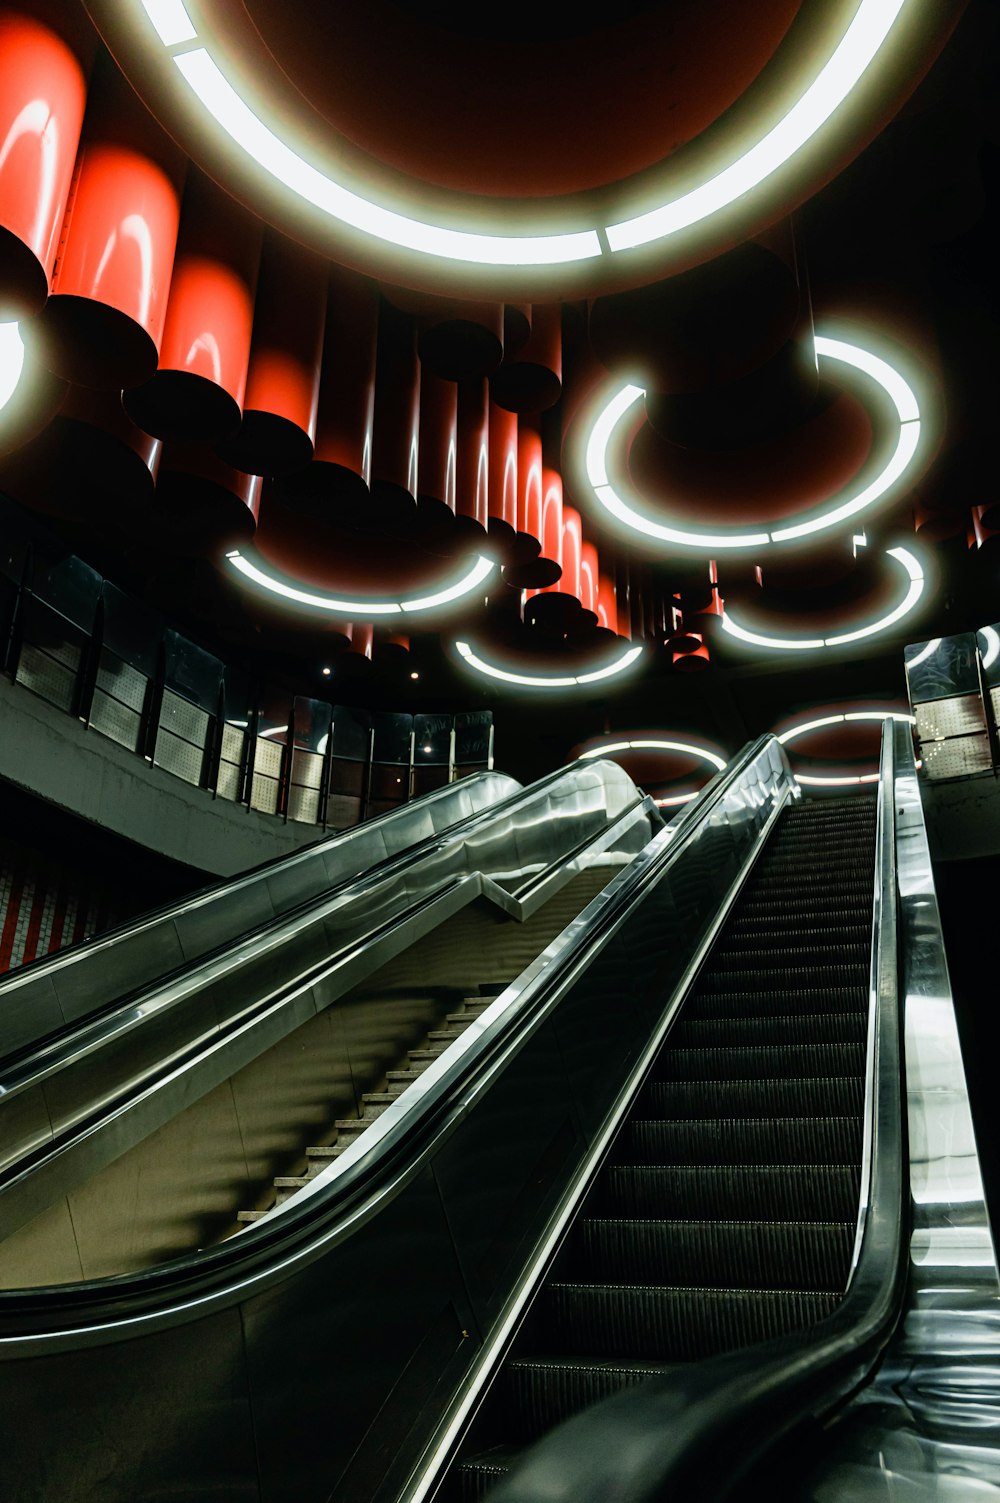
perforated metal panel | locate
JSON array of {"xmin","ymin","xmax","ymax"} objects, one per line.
[
  {"xmin": 287, "ymin": 784, "xmax": 321, "ymax": 824},
  {"xmin": 253, "ymin": 737, "xmax": 284, "ymax": 779},
  {"xmin": 915, "ymin": 695, "xmax": 987, "ymax": 741},
  {"xmin": 153, "ymin": 728, "xmax": 206, "ymax": 786},
  {"xmin": 989, "ymin": 686, "xmax": 1000, "ymax": 730},
  {"xmin": 158, "ymin": 690, "xmax": 209, "ymax": 746},
  {"xmin": 95, "ymin": 656, "xmax": 149, "ymax": 715},
  {"xmin": 921, "ymin": 734, "xmax": 993, "ymax": 779},
  {"xmin": 89, "ymin": 688, "xmax": 143, "ymax": 752},
  {"xmin": 326, "ymin": 794, "xmax": 362, "ymax": 828},
  {"xmin": 290, "ymin": 749, "xmax": 324, "ymax": 791},
  {"xmin": 15, "ymin": 643, "xmax": 78, "ymax": 712},
  {"xmin": 216, "ymin": 758, "xmax": 243, "ymax": 802},
  {"xmin": 250, "ymin": 772, "xmax": 281, "ymax": 815},
  {"xmin": 221, "ymin": 723, "xmax": 246, "ymax": 762}
]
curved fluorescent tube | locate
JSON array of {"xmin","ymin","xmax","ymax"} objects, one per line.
[
  {"xmin": 226, "ymin": 548, "xmax": 495, "ymax": 617},
  {"xmin": 454, "ymin": 640, "xmax": 643, "ymax": 689},
  {"xmin": 979, "ymin": 626, "xmax": 1000, "ymax": 672},
  {"xmin": 578, "ymin": 737, "xmax": 727, "ymax": 771},
  {"xmin": 0, "ymin": 323, "xmax": 25, "ymax": 413},
  {"xmin": 721, "ymin": 546, "xmax": 925, "ymax": 653},
  {"xmin": 583, "ymin": 335, "xmax": 921, "ymax": 550},
  {"xmin": 607, "ymin": 0, "xmax": 907, "ymax": 251},
  {"xmin": 778, "ymin": 709, "xmax": 914, "ymax": 747},
  {"xmin": 905, "ymin": 637, "xmax": 941, "ymax": 670},
  {"xmin": 135, "ymin": 0, "xmax": 912, "ymax": 270},
  {"xmin": 173, "ymin": 50, "xmax": 601, "ymax": 267},
  {"xmin": 796, "ymin": 771, "xmax": 881, "ymax": 787}
]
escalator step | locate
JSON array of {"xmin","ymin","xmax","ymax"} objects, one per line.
[
  {"xmin": 642, "ymin": 1075, "xmax": 863, "ymax": 1118},
  {"xmin": 725, "ymin": 919, "xmax": 870, "ymax": 944},
  {"xmin": 697, "ymin": 964, "xmax": 868, "ymax": 992},
  {"xmin": 564, "ymin": 1218, "xmax": 853, "ymax": 1291},
  {"xmin": 654, "ymin": 1043, "xmax": 865, "ymax": 1081},
  {"xmin": 709, "ymin": 943, "xmax": 869, "ymax": 971},
  {"xmin": 537, "ymin": 1282, "xmax": 841, "ymax": 1362},
  {"xmin": 502, "ymin": 1357, "xmax": 675, "ymax": 1444},
  {"xmin": 672, "ymin": 1013, "xmax": 866, "ymax": 1047},
  {"xmin": 592, "ymin": 1163, "xmax": 860, "ymax": 1221},
  {"xmin": 735, "ymin": 897, "xmax": 870, "ymax": 923},
  {"xmin": 619, "ymin": 1115, "xmax": 862, "ymax": 1166},
  {"xmin": 685, "ymin": 985, "xmax": 867, "ymax": 1020},
  {"xmin": 457, "ymin": 1446, "xmax": 521, "ymax": 1502}
]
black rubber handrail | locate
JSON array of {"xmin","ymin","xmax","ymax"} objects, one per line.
[
  {"xmin": 0, "ymin": 738, "xmax": 774, "ymax": 1343},
  {"xmin": 485, "ymin": 723, "xmax": 909, "ymax": 1503}
]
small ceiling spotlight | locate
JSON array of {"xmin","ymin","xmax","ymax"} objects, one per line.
[
  {"xmin": 410, "ymin": 670, "xmax": 420, "ymax": 680},
  {"xmin": 321, "ymin": 665, "xmax": 332, "ymax": 676}
]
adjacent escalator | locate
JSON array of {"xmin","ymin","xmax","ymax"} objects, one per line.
[{"xmin": 454, "ymin": 794, "xmax": 877, "ymax": 1496}]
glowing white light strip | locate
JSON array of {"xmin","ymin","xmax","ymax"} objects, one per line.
[
  {"xmin": 138, "ymin": 0, "xmax": 196, "ymax": 46},
  {"xmin": 905, "ymin": 637, "xmax": 941, "ymax": 670},
  {"xmin": 134, "ymin": 0, "xmax": 912, "ymax": 270},
  {"xmin": 607, "ymin": 0, "xmax": 908, "ymax": 250},
  {"xmin": 226, "ymin": 549, "xmax": 495, "ymax": 618},
  {"xmin": 779, "ymin": 706, "xmax": 914, "ymax": 786},
  {"xmin": 655, "ymin": 793, "xmax": 698, "ymax": 807},
  {"xmin": 778, "ymin": 709, "xmax": 914, "ymax": 746},
  {"xmin": 454, "ymin": 640, "xmax": 643, "ymax": 689},
  {"xmin": 578, "ymin": 737, "xmax": 727, "ymax": 771},
  {"xmin": 0, "ymin": 322, "xmax": 25, "ymax": 413},
  {"xmin": 584, "ymin": 335, "xmax": 921, "ymax": 550},
  {"xmin": 979, "ymin": 626, "xmax": 1000, "ymax": 672},
  {"xmin": 721, "ymin": 546, "xmax": 925, "ymax": 652},
  {"xmin": 173, "ymin": 51, "xmax": 601, "ymax": 267}
]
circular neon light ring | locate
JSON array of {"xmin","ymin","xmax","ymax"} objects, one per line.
[
  {"xmin": 226, "ymin": 547, "xmax": 495, "ymax": 618},
  {"xmin": 979, "ymin": 627, "xmax": 1000, "ymax": 672},
  {"xmin": 777, "ymin": 708, "xmax": 914, "ymax": 786},
  {"xmin": 133, "ymin": 0, "xmax": 913, "ymax": 269},
  {"xmin": 578, "ymin": 736, "xmax": 727, "ymax": 805},
  {"xmin": 584, "ymin": 336, "xmax": 922, "ymax": 550},
  {"xmin": 454, "ymin": 640, "xmax": 644, "ymax": 689},
  {"xmin": 720, "ymin": 546, "xmax": 925, "ymax": 652},
  {"xmin": 0, "ymin": 323, "xmax": 25, "ymax": 414}
]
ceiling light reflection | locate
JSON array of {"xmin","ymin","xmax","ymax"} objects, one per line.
[
  {"xmin": 226, "ymin": 548, "xmax": 495, "ymax": 618},
  {"xmin": 453, "ymin": 640, "xmax": 643, "ymax": 689}
]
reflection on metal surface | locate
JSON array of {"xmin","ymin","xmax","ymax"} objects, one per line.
[{"xmin": 787, "ymin": 723, "xmax": 1000, "ymax": 1500}]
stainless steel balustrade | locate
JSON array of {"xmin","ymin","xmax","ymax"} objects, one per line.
[
  {"xmin": 0, "ymin": 769, "xmax": 521, "ymax": 1058},
  {"xmin": 0, "ymin": 735, "xmax": 798, "ymax": 1503},
  {"xmin": 0, "ymin": 757, "xmax": 649, "ymax": 1256}
]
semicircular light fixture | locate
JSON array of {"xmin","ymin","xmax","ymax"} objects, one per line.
[
  {"xmin": 0, "ymin": 323, "xmax": 26, "ymax": 414},
  {"xmin": 904, "ymin": 636, "xmax": 942, "ymax": 670},
  {"xmin": 226, "ymin": 546, "xmax": 495, "ymax": 618},
  {"xmin": 577, "ymin": 735, "xmax": 728, "ymax": 805},
  {"xmin": 130, "ymin": 0, "xmax": 913, "ymax": 270},
  {"xmin": 453, "ymin": 639, "xmax": 643, "ymax": 689},
  {"xmin": 777, "ymin": 707, "xmax": 915, "ymax": 786},
  {"xmin": 583, "ymin": 335, "xmax": 921, "ymax": 550},
  {"xmin": 720, "ymin": 545, "xmax": 926, "ymax": 653},
  {"xmin": 978, "ymin": 626, "xmax": 1000, "ymax": 672}
]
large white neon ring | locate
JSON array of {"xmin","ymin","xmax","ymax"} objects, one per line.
[
  {"xmin": 133, "ymin": 0, "xmax": 912, "ymax": 269},
  {"xmin": 453, "ymin": 639, "xmax": 644, "ymax": 689},
  {"xmin": 720, "ymin": 546, "xmax": 926, "ymax": 652},
  {"xmin": 578, "ymin": 735, "xmax": 727, "ymax": 805},
  {"xmin": 226, "ymin": 548, "xmax": 495, "ymax": 618},
  {"xmin": 583, "ymin": 335, "xmax": 921, "ymax": 550},
  {"xmin": 777, "ymin": 707, "xmax": 914, "ymax": 786}
]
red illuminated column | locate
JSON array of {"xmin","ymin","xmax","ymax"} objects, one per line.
[
  {"xmin": 286, "ymin": 266, "xmax": 378, "ymax": 517},
  {"xmin": 0, "ymin": 9, "xmax": 89, "ymax": 319},
  {"xmin": 418, "ymin": 298, "xmax": 503, "ymax": 380},
  {"xmin": 579, "ymin": 540, "xmax": 599, "ymax": 619},
  {"xmin": 123, "ymin": 174, "xmax": 261, "ymax": 442},
  {"xmin": 346, "ymin": 621, "xmax": 374, "ymax": 659},
  {"xmin": 672, "ymin": 633, "xmax": 711, "ymax": 671},
  {"xmin": 487, "ymin": 401, "xmax": 518, "ymax": 559},
  {"xmin": 557, "ymin": 505, "xmax": 583, "ymax": 603},
  {"xmin": 220, "ymin": 233, "xmax": 327, "ymax": 476},
  {"xmin": 490, "ymin": 303, "xmax": 562, "ymax": 413},
  {"xmin": 597, "ymin": 573, "xmax": 619, "ymax": 636},
  {"xmin": 456, "ymin": 377, "xmax": 489, "ymax": 544},
  {"xmin": 371, "ymin": 299, "xmax": 419, "ymax": 532},
  {"xmin": 525, "ymin": 468, "xmax": 567, "ymax": 622},
  {"xmin": 33, "ymin": 56, "xmax": 184, "ymax": 388},
  {"xmin": 417, "ymin": 368, "xmax": 457, "ymax": 539}
]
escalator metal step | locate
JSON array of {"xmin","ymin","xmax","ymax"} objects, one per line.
[
  {"xmin": 564, "ymin": 1218, "xmax": 853, "ymax": 1291},
  {"xmin": 685, "ymin": 985, "xmax": 867, "ymax": 1019},
  {"xmin": 672, "ymin": 1013, "xmax": 866, "ymax": 1047},
  {"xmin": 642, "ymin": 1075, "xmax": 863, "ymax": 1118},
  {"xmin": 538, "ymin": 1282, "xmax": 842, "ymax": 1362},
  {"xmin": 618, "ymin": 1115, "xmax": 862, "ymax": 1166},
  {"xmin": 592, "ymin": 1164, "xmax": 860, "ymax": 1221},
  {"xmin": 654, "ymin": 1043, "xmax": 865, "ymax": 1081},
  {"xmin": 709, "ymin": 943, "xmax": 869, "ymax": 970},
  {"xmin": 457, "ymin": 1446, "xmax": 521, "ymax": 1502},
  {"xmin": 501, "ymin": 1357, "xmax": 675, "ymax": 1444},
  {"xmin": 697, "ymin": 964, "xmax": 869, "ymax": 992}
]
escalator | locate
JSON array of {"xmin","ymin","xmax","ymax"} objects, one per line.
[
  {"xmin": 0, "ymin": 725, "xmax": 984, "ymax": 1503},
  {"xmin": 453, "ymin": 795, "xmax": 876, "ymax": 1495}
]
